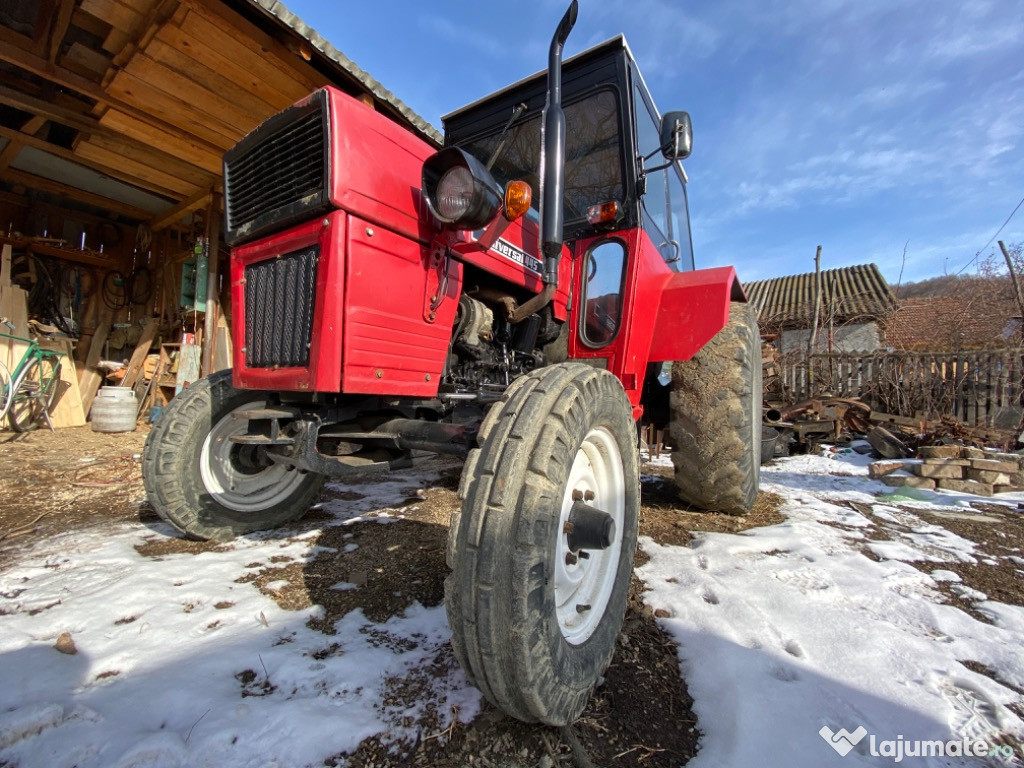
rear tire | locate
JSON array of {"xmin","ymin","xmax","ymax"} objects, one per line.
[
  {"xmin": 669, "ymin": 302, "xmax": 761, "ymax": 514},
  {"xmin": 447, "ymin": 363, "xmax": 640, "ymax": 725},
  {"xmin": 142, "ymin": 369, "xmax": 324, "ymax": 541}
]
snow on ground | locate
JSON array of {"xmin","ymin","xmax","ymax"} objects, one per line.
[
  {"xmin": 2, "ymin": 447, "xmax": 1024, "ymax": 767},
  {"xmin": 641, "ymin": 449, "xmax": 1024, "ymax": 767},
  {"xmin": 0, "ymin": 463, "xmax": 479, "ymax": 768}
]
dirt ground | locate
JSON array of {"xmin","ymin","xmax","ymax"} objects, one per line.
[
  {"xmin": 0, "ymin": 428, "xmax": 790, "ymax": 767},
  {"xmin": 4, "ymin": 429, "xmax": 1022, "ymax": 765}
]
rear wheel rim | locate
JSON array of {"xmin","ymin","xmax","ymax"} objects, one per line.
[
  {"xmin": 554, "ymin": 426, "xmax": 626, "ymax": 645},
  {"xmin": 199, "ymin": 402, "xmax": 307, "ymax": 512}
]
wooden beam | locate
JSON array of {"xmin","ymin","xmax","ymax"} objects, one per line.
[
  {"xmin": 0, "ymin": 84, "xmax": 220, "ymax": 180},
  {"xmin": 150, "ymin": 186, "xmax": 212, "ymax": 232},
  {"xmin": 4, "ymin": 168, "xmax": 153, "ymax": 221},
  {"xmin": 105, "ymin": 0, "xmax": 181, "ymax": 75},
  {"xmin": 0, "ymin": 41, "xmax": 224, "ymax": 157},
  {"xmin": 0, "ymin": 124, "xmax": 195, "ymax": 199},
  {"xmin": 0, "ymin": 115, "xmax": 47, "ymax": 172},
  {"xmin": 48, "ymin": 0, "xmax": 77, "ymax": 64}
]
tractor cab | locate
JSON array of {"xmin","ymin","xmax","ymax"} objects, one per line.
[{"xmin": 444, "ymin": 36, "xmax": 695, "ymax": 273}]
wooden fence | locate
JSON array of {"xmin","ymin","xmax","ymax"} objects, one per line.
[{"xmin": 779, "ymin": 347, "xmax": 1024, "ymax": 427}]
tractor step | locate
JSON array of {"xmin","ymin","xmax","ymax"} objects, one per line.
[
  {"xmin": 228, "ymin": 434, "xmax": 295, "ymax": 446},
  {"xmin": 230, "ymin": 406, "xmax": 300, "ymax": 421}
]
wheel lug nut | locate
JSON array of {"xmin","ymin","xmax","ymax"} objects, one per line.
[
  {"xmin": 565, "ymin": 552, "xmax": 578, "ymax": 565},
  {"xmin": 563, "ymin": 521, "xmax": 574, "ymax": 534},
  {"xmin": 584, "ymin": 490, "xmax": 595, "ymax": 501},
  {"xmin": 578, "ymin": 550, "xmax": 590, "ymax": 560},
  {"xmin": 571, "ymin": 489, "xmax": 584, "ymax": 501},
  {"xmin": 576, "ymin": 604, "xmax": 591, "ymax": 613}
]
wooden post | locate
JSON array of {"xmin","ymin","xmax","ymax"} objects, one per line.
[
  {"xmin": 1001, "ymin": 240, "xmax": 1024, "ymax": 435},
  {"xmin": 806, "ymin": 245, "xmax": 823, "ymax": 389},
  {"xmin": 201, "ymin": 192, "xmax": 222, "ymax": 376}
]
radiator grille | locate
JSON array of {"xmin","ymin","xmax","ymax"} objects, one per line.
[
  {"xmin": 244, "ymin": 247, "xmax": 319, "ymax": 368},
  {"xmin": 224, "ymin": 91, "xmax": 330, "ymax": 246}
]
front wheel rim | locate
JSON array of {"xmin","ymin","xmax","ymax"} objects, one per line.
[
  {"xmin": 199, "ymin": 402, "xmax": 307, "ymax": 512},
  {"xmin": 554, "ymin": 426, "xmax": 626, "ymax": 645}
]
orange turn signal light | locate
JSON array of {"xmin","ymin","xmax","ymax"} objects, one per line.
[
  {"xmin": 586, "ymin": 200, "xmax": 622, "ymax": 225},
  {"xmin": 504, "ymin": 180, "xmax": 533, "ymax": 221}
]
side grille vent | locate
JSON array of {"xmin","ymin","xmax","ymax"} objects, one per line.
[
  {"xmin": 244, "ymin": 247, "xmax": 319, "ymax": 368},
  {"xmin": 224, "ymin": 90, "xmax": 330, "ymax": 246}
]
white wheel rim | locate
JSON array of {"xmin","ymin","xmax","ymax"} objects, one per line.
[
  {"xmin": 199, "ymin": 402, "xmax": 307, "ymax": 512},
  {"xmin": 554, "ymin": 426, "xmax": 626, "ymax": 645}
]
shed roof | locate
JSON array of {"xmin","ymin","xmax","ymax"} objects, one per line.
[
  {"xmin": 745, "ymin": 263, "xmax": 896, "ymax": 328},
  {"xmin": 0, "ymin": 0, "xmax": 440, "ymax": 231}
]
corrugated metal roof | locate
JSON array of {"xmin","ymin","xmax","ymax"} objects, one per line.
[
  {"xmin": 248, "ymin": 0, "xmax": 443, "ymax": 146},
  {"xmin": 745, "ymin": 263, "xmax": 896, "ymax": 328}
]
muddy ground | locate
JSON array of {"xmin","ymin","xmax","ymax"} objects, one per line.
[{"xmin": 2, "ymin": 428, "xmax": 1023, "ymax": 766}]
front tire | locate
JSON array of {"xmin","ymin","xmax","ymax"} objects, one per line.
[
  {"xmin": 142, "ymin": 369, "xmax": 324, "ymax": 541},
  {"xmin": 447, "ymin": 363, "xmax": 640, "ymax": 725},
  {"xmin": 669, "ymin": 302, "xmax": 761, "ymax": 514}
]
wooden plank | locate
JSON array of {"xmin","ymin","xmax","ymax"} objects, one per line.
[
  {"xmin": 106, "ymin": 68, "xmax": 242, "ymax": 148},
  {"xmin": 78, "ymin": 318, "xmax": 111, "ymax": 414},
  {"xmin": 97, "ymin": 108, "xmax": 222, "ymax": 175},
  {"xmin": 81, "ymin": 0, "xmax": 146, "ymax": 34},
  {"xmin": 145, "ymin": 36, "xmax": 283, "ymax": 120},
  {"xmin": 63, "ymin": 40, "xmax": 113, "ymax": 77},
  {"xmin": 122, "ymin": 52, "xmax": 265, "ymax": 136},
  {"xmin": 79, "ymin": 129, "xmax": 215, "ymax": 188},
  {"xmin": 154, "ymin": 23, "xmax": 305, "ymax": 110},
  {"xmin": 38, "ymin": 338, "xmax": 86, "ymax": 428},
  {"xmin": 179, "ymin": 2, "xmax": 322, "ymax": 94},
  {"xmin": 119, "ymin": 317, "xmax": 159, "ymax": 389},
  {"xmin": 74, "ymin": 139, "xmax": 201, "ymax": 198},
  {"xmin": 1, "ymin": 287, "xmax": 30, "ymax": 375}
]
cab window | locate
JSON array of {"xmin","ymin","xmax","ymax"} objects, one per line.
[{"xmin": 581, "ymin": 240, "xmax": 627, "ymax": 347}]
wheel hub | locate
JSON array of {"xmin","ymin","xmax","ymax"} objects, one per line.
[
  {"xmin": 199, "ymin": 402, "xmax": 308, "ymax": 512},
  {"xmin": 553, "ymin": 427, "xmax": 626, "ymax": 645}
]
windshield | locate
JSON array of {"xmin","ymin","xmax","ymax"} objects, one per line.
[{"xmin": 458, "ymin": 89, "xmax": 624, "ymax": 226}]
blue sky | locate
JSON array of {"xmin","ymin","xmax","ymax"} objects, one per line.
[{"xmin": 282, "ymin": 0, "xmax": 1023, "ymax": 286}]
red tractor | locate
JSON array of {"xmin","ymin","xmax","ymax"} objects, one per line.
[{"xmin": 143, "ymin": 2, "xmax": 760, "ymax": 726}]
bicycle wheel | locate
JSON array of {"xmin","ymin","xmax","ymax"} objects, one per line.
[
  {"xmin": 9, "ymin": 356, "xmax": 61, "ymax": 432},
  {"xmin": 0, "ymin": 361, "xmax": 11, "ymax": 420}
]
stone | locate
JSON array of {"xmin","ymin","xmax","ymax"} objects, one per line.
[
  {"xmin": 994, "ymin": 484, "xmax": 1023, "ymax": 494},
  {"xmin": 966, "ymin": 468, "xmax": 1012, "ymax": 484},
  {"xmin": 962, "ymin": 447, "xmax": 986, "ymax": 460},
  {"xmin": 969, "ymin": 458, "xmax": 1018, "ymax": 473},
  {"xmin": 868, "ymin": 460, "xmax": 908, "ymax": 479},
  {"xmin": 936, "ymin": 478, "xmax": 994, "ymax": 497},
  {"xmin": 918, "ymin": 445, "xmax": 963, "ymax": 459},
  {"xmin": 54, "ymin": 632, "xmax": 77, "ymax": 655},
  {"xmin": 914, "ymin": 463, "xmax": 965, "ymax": 479},
  {"xmin": 880, "ymin": 474, "xmax": 935, "ymax": 489}
]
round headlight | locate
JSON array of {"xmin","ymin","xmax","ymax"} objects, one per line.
[{"xmin": 436, "ymin": 166, "xmax": 475, "ymax": 222}]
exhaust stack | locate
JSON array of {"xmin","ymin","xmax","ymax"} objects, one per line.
[{"xmin": 539, "ymin": 0, "xmax": 578, "ymax": 285}]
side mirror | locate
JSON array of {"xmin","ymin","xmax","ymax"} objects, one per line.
[{"xmin": 660, "ymin": 111, "xmax": 692, "ymax": 161}]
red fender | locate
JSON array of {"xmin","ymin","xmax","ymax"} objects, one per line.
[{"xmin": 647, "ymin": 266, "xmax": 746, "ymax": 363}]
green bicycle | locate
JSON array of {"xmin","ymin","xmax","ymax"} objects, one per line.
[{"xmin": 0, "ymin": 318, "xmax": 63, "ymax": 432}]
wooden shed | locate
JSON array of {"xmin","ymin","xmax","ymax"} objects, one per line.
[{"xmin": 0, "ymin": 0, "xmax": 439, "ymax": 428}]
